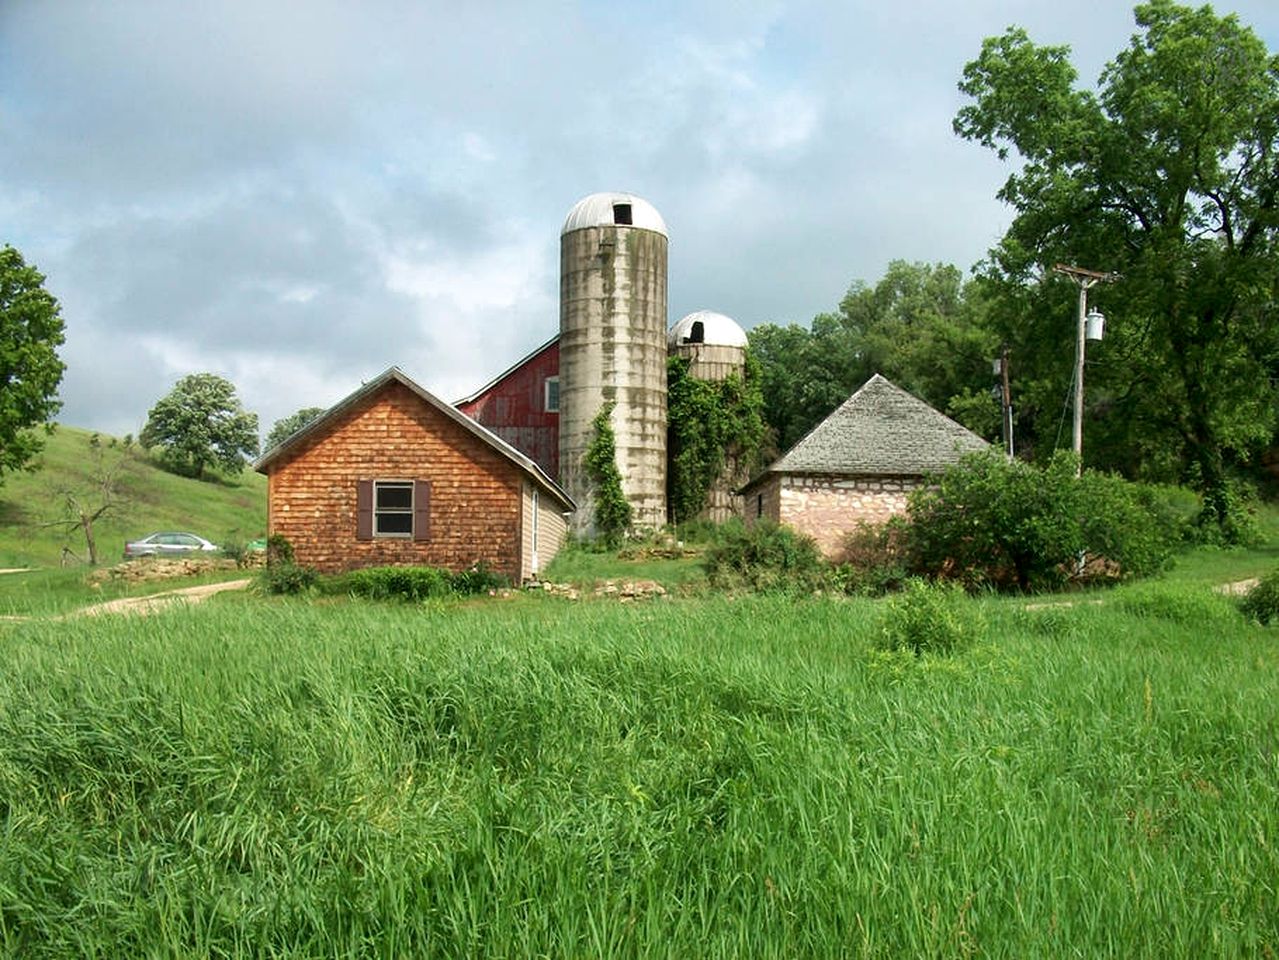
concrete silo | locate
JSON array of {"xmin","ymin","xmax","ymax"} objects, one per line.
[
  {"xmin": 668, "ymin": 310, "xmax": 751, "ymax": 522},
  {"xmin": 559, "ymin": 192, "xmax": 669, "ymax": 534}
]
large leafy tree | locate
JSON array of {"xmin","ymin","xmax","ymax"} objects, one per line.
[
  {"xmin": 0, "ymin": 245, "xmax": 66, "ymax": 480},
  {"xmin": 749, "ymin": 260, "xmax": 997, "ymax": 453},
  {"xmin": 140, "ymin": 373, "xmax": 259, "ymax": 479},
  {"xmin": 265, "ymin": 406, "xmax": 325, "ymax": 451},
  {"xmin": 954, "ymin": 0, "xmax": 1279, "ymax": 535}
]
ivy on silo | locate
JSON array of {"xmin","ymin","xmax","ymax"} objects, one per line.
[
  {"xmin": 584, "ymin": 401, "xmax": 633, "ymax": 547},
  {"xmin": 667, "ymin": 352, "xmax": 767, "ymax": 524}
]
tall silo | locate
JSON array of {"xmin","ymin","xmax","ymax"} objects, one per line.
[
  {"xmin": 559, "ymin": 192, "xmax": 668, "ymax": 535},
  {"xmin": 668, "ymin": 310, "xmax": 751, "ymax": 523}
]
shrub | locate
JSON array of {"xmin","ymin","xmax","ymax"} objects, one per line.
[
  {"xmin": 219, "ymin": 539, "xmax": 247, "ymax": 568},
  {"xmin": 1239, "ymin": 567, "xmax": 1279, "ymax": 625},
  {"xmin": 905, "ymin": 450, "xmax": 1179, "ymax": 592},
  {"xmin": 703, "ymin": 519, "xmax": 824, "ymax": 593},
  {"xmin": 266, "ymin": 534, "xmax": 295, "ymax": 566},
  {"xmin": 259, "ymin": 561, "xmax": 317, "ymax": 595},
  {"xmin": 831, "ymin": 519, "xmax": 909, "ymax": 596},
  {"xmin": 879, "ymin": 578, "xmax": 983, "ymax": 655},
  {"xmin": 333, "ymin": 564, "xmax": 508, "ymax": 602}
]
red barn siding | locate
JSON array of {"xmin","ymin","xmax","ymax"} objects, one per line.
[
  {"xmin": 457, "ymin": 338, "xmax": 560, "ymax": 478},
  {"xmin": 266, "ymin": 381, "xmax": 525, "ymax": 578}
]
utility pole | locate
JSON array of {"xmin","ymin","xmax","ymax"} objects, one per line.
[
  {"xmin": 1052, "ymin": 263, "xmax": 1118, "ymax": 475},
  {"xmin": 993, "ymin": 345, "xmax": 1013, "ymax": 458}
]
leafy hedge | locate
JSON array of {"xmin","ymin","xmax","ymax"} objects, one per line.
[
  {"xmin": 702, "ymin": 519, "xmax": 825, "ymax": 593},
  {"xmin": 333, "ymin": 564, "xmax": 506, "ymax": 602},
  {"xmin": 904, "ymin": 451, "xmax": 1182, "ymax": 591}
]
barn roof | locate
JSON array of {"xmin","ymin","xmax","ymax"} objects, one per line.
[
  {"xmin": 742, "ymin": 374, "xmax": 988, "ymax": 490},
  {"xmin": 254, "ymin": 367, "xmax": 575, "ymax": 511},
  {"xmin": 454, "ymin": 333, "xmax": 559, "ymax": 407}
]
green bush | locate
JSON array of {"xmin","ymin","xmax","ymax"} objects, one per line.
[
  {"xmin": 259, "ymin": 561, "xmax": 317, "ymax": 595},
  {"xmin": 905, "ymin": 450, "xmax": 1179, "ymax": 592},
  {"xmin": 703, "ymin": 519, "xmax": 824, "ymax": 593},
  {"xmin": 1113, "ymin": 581, "xmax": 1241, "ymax": 629},
  {"xmin": 1239, "ymin": 567, "xmax": 1279, "ymax": 625},
  {"xmin": 266, "ymin": 533, "xmax": 295, "ymax": 566},
  {"xmin": 831, "ymin": 519, "xmax": 909, "ymax": 596},
  {"xmin": 333, "ymin": 563, "xmax": 508, "ymax": 602},
  {"xmin": 879, "ymin": 578, "xmax": 983, "ymax": 655}
]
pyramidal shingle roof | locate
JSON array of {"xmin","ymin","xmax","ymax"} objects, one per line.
[{"xmin": 757, "ymin": 374, "xmax": 988, "ymax": 481}]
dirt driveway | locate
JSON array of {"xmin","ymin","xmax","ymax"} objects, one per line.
[{"xmin": 68, "ymin": 579, "xmax": 253, "ymax": 618}]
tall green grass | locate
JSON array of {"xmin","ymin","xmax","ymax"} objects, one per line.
[{"xmin": 1, "ymin": 589, "xmax": 1276, "ymax": 957}]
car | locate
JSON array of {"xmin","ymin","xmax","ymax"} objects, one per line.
[{"xmin": 123, "ymin": 532, "xmax": 220, "ymax": 559}]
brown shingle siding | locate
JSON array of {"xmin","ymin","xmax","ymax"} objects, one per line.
[{"xmin": 266, "ymin": 382, "xmax": 524, "ymax": 578}]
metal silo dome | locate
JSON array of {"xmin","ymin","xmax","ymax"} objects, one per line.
[
  {"xmin": 668, "ymin": 310, "xmax": 749, "ymax": 349},
  {"xmin": 561, "ymin": 192, "xmax": 668, "ymax": 237}
]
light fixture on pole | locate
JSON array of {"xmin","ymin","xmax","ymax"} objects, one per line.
[{"xmin": 1052, "ymin": 264, "xmax": 1119, "ymax": 475}]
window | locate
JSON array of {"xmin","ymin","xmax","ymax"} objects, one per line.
[
  {"xmin": 357, "ymin": 479, "xmax": 431, "ymax": 541},
  {"xmin": 544, "ymin": 376, "xmax": 560, "ymax": 413},
  {"xmin": 375, "ymin": 481, "xmax": 413, "ymax": 536},
  {"xmin": 613, "ymin": 202, "xmax": 632, "ymax": 225}
]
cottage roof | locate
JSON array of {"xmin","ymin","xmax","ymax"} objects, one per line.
[
  {"xmin": 254, "ymin": 367, "xmax": 575, "ymax": 511},
  {"xmin": 744, "ymin": 374, "xmax": 988, "ymax": 489}
]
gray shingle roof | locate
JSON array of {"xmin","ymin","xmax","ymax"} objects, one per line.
[{"xmin": 751, "ymin": 374, "xmax": 988, "ymax": 483}]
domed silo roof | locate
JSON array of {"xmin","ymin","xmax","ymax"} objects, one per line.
[
  {"xmin": 668, "ymin": 310, "xmax": 748, "ymax": 348},
  {"xmin": 561, "ymin": 192, "xmax": 668, "ymax": 237}
]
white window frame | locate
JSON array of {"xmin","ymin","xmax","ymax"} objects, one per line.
[{"xmin": 544, "ymin": 376, "xmax": 560, "ymax": 413}]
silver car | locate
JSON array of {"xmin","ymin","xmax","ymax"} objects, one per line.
[{"xmin": 123, "ymin": 532, "xmax": 220, "ymax": 559}]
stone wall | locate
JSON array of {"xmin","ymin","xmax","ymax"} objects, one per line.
[{"xmin": 777, "ymin": 473, "xmax": 919, "ymax": 559}]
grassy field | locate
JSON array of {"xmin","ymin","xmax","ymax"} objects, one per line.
[
  {"xmin": 0, "ymin": 424, "xmax": 266, "ymax": 568},
  {"xmin": 2, "ymin": 582, "xmax": 1276, "ymax": 957}
]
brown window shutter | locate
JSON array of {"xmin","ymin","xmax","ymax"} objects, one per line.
[
  {"xmin": 413, "ymin": 480, "xmax": 431, "ymax": 542},
  {"xmin": 357, "ymin": 480, "xmax": 373, "ymax": 540}
]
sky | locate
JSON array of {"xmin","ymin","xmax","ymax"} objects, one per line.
[{"xmin": 3, "ymin": 1, "xmax": 1278, "ymax": 442}]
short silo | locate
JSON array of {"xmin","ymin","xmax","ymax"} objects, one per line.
[
  {"xmin": 668, "ymin": 310, "xmax": 751, "ymax": 522},
  {"xmin": 559, "ymin": 192, "xmax": 668, "ymax": 535}
]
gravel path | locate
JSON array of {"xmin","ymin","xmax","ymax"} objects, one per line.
[{"xmin": 65, "ymin": 579, "xmax": 253, "ymax": 618}]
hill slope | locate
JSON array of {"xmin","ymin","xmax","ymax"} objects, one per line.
[{"xmin": 0, "ymin": 425, "xmax": 266, "ymax": 567}]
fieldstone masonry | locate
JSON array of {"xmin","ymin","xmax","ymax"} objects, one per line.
[{"xmin": 779, "ymin": 475, "xmax": 917, "ymax": 558}]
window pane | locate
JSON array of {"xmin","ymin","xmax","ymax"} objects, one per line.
[
  {"xmin": 376, "ymin": 512, "xmax": 413, "ymax": 535},
  {"xmin": 376, "ymin": 483, "xmax": 412, "ymax": 510}
]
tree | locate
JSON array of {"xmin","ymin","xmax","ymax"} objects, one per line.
[
  {"xmin": 954, "ymin": 1, "xmax": 1279, "ymax": 538},
  {"xmin": 140, "ymin": 373, "xmax": 259, "ymax": 479},
  {"xmin": 0, "ymin": 245, "xmax": 66, "ymax": 480},
  {"xmin": 265, "ymin": 406, "xmax": 325, "ymax": 451},
  {"xmin": 749, "ymin": 261, "xmax": 998, "ymax": 453},
  {"xmin": 43, "ymin": 433, "xmax": 134, "ymax": 566}
]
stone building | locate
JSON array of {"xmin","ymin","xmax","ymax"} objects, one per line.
[{"xmin": 739, "ymin": 374, "xmax": 988, "ymax": 558}]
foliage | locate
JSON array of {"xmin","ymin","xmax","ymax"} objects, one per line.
[
  {"xmin": 666, "ymin": 353, "xmax": 767, "ymax": 523},
  {"xmin": 879, "ymin": 577, "xmax": 984, "ymax": 655},
  {"xmin": 140, "ymin": 373, "xmax": 260, "ymax": 479},
  {"xmin": 583, "ymin": 401, "xmax": 632, "ymax": 547},
  {"xmin": 40, "ymin": 433, "xmax": 135, "ymax": 565},
  {"xmin": 0, "ymin": 245, "xmax": 66, "ymax": 482},
  {"xmin": 265, "ymin": 533, "xmax": 295, "ymax": 566},
  {"xmin": 1239, "ymin": 566, "xmax": 1279, "ymax": 625},
  {"xmin": 332, "ymin": 563, "xmax": 506, "ymax": 602},
  {"xmin": 258, "ymin": 560, "xmax": 317, "ymax": 595},
  {"xmin": 905, "ymin": 449, "xmax": 1179, "ymax": 591},
  {"xmin": 702, "ymin": 518, "xmax": 824, "ymax": 592},
  {"xmin": 954, "ymin": 1, "xmax": 1279, "ymax": 538},
  {"xmin": 264, "ymin": 406, "xmax": 326, "ymax": 451},
  {"xmin": 749, "ymin": 261, "xmax": 998, "ymax": 453},
  {"xmin": 830, "ymin": 518, "xmax": 910, "ymax": 596}
]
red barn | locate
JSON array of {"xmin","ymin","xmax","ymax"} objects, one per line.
[{"xmin": 456, "ymin": 335, "xmax": 561, "ymax": 479}]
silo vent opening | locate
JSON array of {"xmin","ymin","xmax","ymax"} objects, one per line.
[
  {"xmin": 685, "ymin": 321, "xmax": 705, "ymax": 344},
  {"xmin": 613, "ymin": 203, "xmax": 633, "ymax": 225}
]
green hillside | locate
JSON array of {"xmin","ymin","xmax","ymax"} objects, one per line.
[{"xmin": 0, "ymin": 425, "xmax": 266, "ymax": 568}]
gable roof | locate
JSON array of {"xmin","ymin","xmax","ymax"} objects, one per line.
[
  {"xmin": 745, "ymin": 374, "xmax": 988, "ymax": 488},
  {"xmin": 254, "ymin": 367, "xmax": 575, "ymax": 511},
  {"xmin": 454, "ymin": 333, "xmax": 560, "ymax": 407}
]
